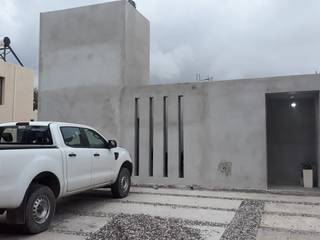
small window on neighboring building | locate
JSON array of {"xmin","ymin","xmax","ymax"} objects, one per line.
[{"xmin": 0, "ymin": 77, "xmax": 3, "ymax": 105}]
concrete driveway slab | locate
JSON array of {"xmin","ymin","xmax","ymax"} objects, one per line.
[
  {"xmin": 261, "ymin": 214, "xmax": 320, "ymax": 233},
  {"xmin": 83, "ymin": 202, "xmax": 236, "ymax": 224},
  {"xmin": 120, "ymin": 192, "xmax": 242, "ymax": 210},
  {"xmin": 0, "ymin": 187, "xmax": 320, "ymax": 239},
  {"xmin": 264, "ymin": 202, "xmax": 320, "ymax": 216},
  {"xmin": 256, "ymin": 228, "xmax": 320, "ymax": 240},
  {"xmin": 131, "ymin": 187, "xmax": 320, "ymax": 204},
  {"xmin": 51, "ymin": 214, "xmax": 109, "ymax": 235},
  {"xmin": 0, "ymin": 232, "xmax": 86, "ymax": 240}
]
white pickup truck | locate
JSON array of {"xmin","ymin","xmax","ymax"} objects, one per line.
[{"xmin": 0, "ymin": 121, "xmax": 133, "ymax": 233}]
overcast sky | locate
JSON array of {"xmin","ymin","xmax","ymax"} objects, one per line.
[{"xmin": 1, "ymin": 0, "xmax": 320, "ymax": 85}]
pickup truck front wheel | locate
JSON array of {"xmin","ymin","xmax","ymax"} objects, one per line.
[
  {"xmin": 22, "ymin": 184, "xmax": 56, "ymax": 234},
  {"xmin": 111, "ymin": 168, "xmax": 131, "ymax": 198}
]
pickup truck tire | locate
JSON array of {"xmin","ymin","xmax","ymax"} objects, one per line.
[
  {"xmin": 22, "ymin": 184, "xmax": 56, "ymax": 234},
  {"xmin": 111, "ymin": 168, "xmax": 131, "ymax": 198}
]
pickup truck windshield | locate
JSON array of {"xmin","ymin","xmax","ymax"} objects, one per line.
[{"xmin": 0, "ymin": 125, "xmax": 53, "ymax": 145}]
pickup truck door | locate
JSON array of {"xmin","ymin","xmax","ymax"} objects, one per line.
[
  {"xmin": 83, "ymin": 128, "xmax": 115, "ymax": 185},
  {"xmin": 60, "ymin": 127, "xmax": 92, "ymax": 192}
]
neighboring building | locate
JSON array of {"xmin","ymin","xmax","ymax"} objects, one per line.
[
  {"xmin": 0, "ymin": 61, "xmax": 36, "ymax": 123},
  {"xmin": 39, "ymin": 0, "xmax": 320, "ymax": 190}
]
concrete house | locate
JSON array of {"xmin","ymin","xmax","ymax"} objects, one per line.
[
  {"xmin": 0, "ymin": 61, "xmax": 36, "ymax": 123},
  {"xmin": 39, "ymin": 0, "xmax": 320, "ymax": 190}
]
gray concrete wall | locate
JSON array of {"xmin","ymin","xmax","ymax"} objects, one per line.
[
  {"xmin": 39, "ymin": 0, "xmax": 149, "ymax": 139},
  {"xmin": 120, "ymin": 83, "xmax": 206, "ymax": 186},
  {"xmin": 124, "ymin": 2, "xmax": 150, "ymax": 87},
  {"xmin": 121, "ymin": 75, "xmax": 320, "ymax": 189},
  {"xmin": 38, "ymin": 0, "xmax": 320, "ymax": 190}
]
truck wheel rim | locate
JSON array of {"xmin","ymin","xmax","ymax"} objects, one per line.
[
  {"xmin": 120, "ymin": 175, "xmax": 129, "ymax": 192},
  {"xmin": 32, "ymin": 196, "xmax": 50, "ymax": 224}
]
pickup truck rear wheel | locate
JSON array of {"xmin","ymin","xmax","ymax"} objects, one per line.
[
  {"xmin": 22, "ymin": 184, "xmax": 56, "ymax": 234},
  {"xmin": 111, "ymin": 168, "xmax": 131, "ymax": 198}
]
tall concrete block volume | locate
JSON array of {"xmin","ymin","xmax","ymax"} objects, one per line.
[{"xmin": 39, "ymin": 0, "xmax": 149, "ymax": 139}]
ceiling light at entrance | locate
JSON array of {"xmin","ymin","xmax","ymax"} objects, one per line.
[{"xmin": 291, "ymin": 102, "xmax": 297, "ymax": 108}]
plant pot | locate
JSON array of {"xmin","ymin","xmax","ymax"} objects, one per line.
[{"xmin": 303, "ymin": 169, "xmax": 313, "ymax": 188}]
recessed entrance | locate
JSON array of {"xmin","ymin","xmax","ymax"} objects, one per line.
[{"xmin": 266, "ymin": 91, "xmax": 318, "ymax": 187}]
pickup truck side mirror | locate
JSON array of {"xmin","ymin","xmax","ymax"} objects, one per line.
[{"xmin": 108, "ymin": 140, "xmax": 117, "ymax": 149}]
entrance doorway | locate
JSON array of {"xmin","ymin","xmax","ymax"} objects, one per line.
[{"xmin": 266, "ymin": 91, "xmax": 318, "ymax": 187}]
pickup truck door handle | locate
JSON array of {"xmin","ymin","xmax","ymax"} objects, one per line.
[
  {"xmin": 94, "ymin": 153, "xmax": 100, "ymax": 157},
  {"xmin": 68, "ymin": 153, "xmax": 77, "ymax": 157}
]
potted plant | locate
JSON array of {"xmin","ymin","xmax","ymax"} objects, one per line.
[{"xmin": 300, "ymin": 161, "xmax": 315, "ymax": 188}]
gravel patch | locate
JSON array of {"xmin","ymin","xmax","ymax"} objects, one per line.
[
  {"xmin": 87, "ymin": 213, "xmax": 203, "ymax": 240},
  {"xmin": 220, "ymin": 200, "xmax": 264, "ymax": 240}
]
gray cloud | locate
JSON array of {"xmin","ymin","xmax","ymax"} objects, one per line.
[{"xmin": 0, "ymin": 0, "xmax": 320, "ymax": 85}]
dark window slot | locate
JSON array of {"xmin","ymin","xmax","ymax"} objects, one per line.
[
  {"xmin": 0, "ymin": 77, "xmax": 3, "ymax": 105},
  {"xmin": 163, "ymin": 96, "xmax": 168, "ymax": 177},
  {"xmin": 134, "ymin": 98, "xmax": 140, "ymax": 176},
  {"xmin": 149, "ymin": 97, "xmax": 154, "ymax": 177},
  {"xmin": 178, "ymin": 95, "xmax": 184, "ymax": 178}
]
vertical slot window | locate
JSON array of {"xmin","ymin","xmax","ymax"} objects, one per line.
[
  {"xmin": 0, "ymin": 77, "xmax": 3, "ymax": 105},
  {"xmin": 178, "ymin": 96, "xmax": 184, "ymax": 178},
  {"xmin": 163, "ymin": 96, "xmax": 168, "ymax": 177},
  {"xmin": 149, "ymin": 97, "xmax": 154, "ymax": 176},
  {"xmin": 134, "ymin": 98, "xmax": 140, "ymax": 176}
]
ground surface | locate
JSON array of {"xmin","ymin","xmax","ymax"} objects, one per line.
[{"xmin": 1, "ymin": 187, "xmax": 320, "ymax": 239}]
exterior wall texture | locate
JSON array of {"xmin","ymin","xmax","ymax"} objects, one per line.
[
  {"xmin": 39, "ymin": 0, "xmax": 149, "ymax": 140},
  {"xmin": 122, "ymin": 75, "xmax": 320, "ymax": 189},
  {"xmin": 0, "ymin": 61, "xmax": 36, "ymax": 123},
  {"xmin": 38, "ymin": 1, "xmax": 320, "ymax": 189}
]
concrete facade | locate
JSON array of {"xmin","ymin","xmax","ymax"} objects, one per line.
[
  {"xmin": 122, "ymin": 75, "xmax": 320, "ymax": 189},
  {"xmin": 39, "ymin": 0, "xmax": 149, "ymax": 140},
  {"xmin": 38, "ymin": 1, "xmax": 320, "ymax": 189},
  {"xmin": 0, "ymin": 61, "xmax": 36, "ymax": 123}
]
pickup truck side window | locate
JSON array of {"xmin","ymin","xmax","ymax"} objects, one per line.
[
  {"xmin": 60, "ymin": 127, "xmax": 87, "ymax": 148},
  {"xmin": 83, "ymin": 128, "xmax": 107, "ymax": 148},
  {"xmin": 0, "ymin": 126, "xmax": 53, "ymax": 145}
]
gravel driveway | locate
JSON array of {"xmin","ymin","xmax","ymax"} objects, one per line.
[{"xmin": 1, "ymin": 187, "xmax": 320, "ymax": 239}]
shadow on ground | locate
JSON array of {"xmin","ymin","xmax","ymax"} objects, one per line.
[{"xmin": 0, "ymin": 189, "xmax": 115, "ymax": 236}]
